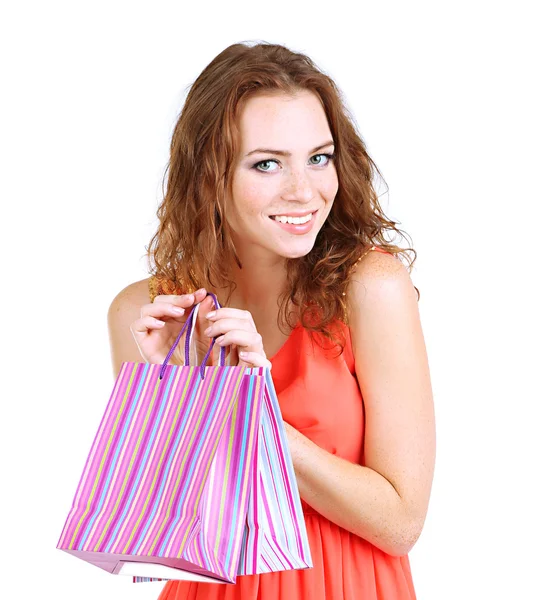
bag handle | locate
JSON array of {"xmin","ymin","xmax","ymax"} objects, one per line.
[{"xmin": 159, "ymin": 292, "xmax": 226, "ymax": 380}]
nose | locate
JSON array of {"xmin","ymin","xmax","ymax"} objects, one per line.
[{"xmin": 281, "ymin": 168, "xmax": 315, "ymax": 203}]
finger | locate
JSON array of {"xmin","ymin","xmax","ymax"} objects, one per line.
[
  {"xmin": 140, "ymin": 302, "xmax": 186, "ymax": 320},
  {"xmin": 196, "ymin": 293, "xmax": 215, "ymax": 315},
  {"xmin": 192, "ymin": 288, "xmax": 208, "ymax": 303},
  {"xmin": 238, "ymin": 351, "xmax": 272, "ymax": 369},
  {"xmin": 205, "ymin": 308, "xmax": 256, "ymax": 329},
  {"xmin": 193, "ymin": 295, "xmax": 217, "ymax": 333},
  {"xmin": 204, "ymin": 317, "xmax": 256, "ymax": 338},
  {"xmin": 152, "ymin": 288, "xmax": 207, "ymax": 308},
  {"xmin": 214, "ymin": 330, "xmax": 264, "ymax": 353},
  {"xmin": 131, "ymin": 315, "xmax": 168, "ymax": 334}
]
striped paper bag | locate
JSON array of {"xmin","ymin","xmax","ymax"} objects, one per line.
[{"xmin": 57, "ymin": 293, "xmax": 312, "ymax": 583}]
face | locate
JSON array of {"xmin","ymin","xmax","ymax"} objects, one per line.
[{"xmin": 226, "ymin": 90, "xmax": 339, "ymax": 263}]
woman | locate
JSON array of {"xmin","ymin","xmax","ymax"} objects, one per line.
[{"xmin": 108, "ymin": 41, "xmax": 435, "ymax": 600}]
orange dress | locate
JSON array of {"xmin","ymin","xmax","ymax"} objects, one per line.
[{"xmin": 151, "ymin": 247, "xmax": 417, "ymax": 600}]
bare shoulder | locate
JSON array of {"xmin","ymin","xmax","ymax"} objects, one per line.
[
  {"xmin": 347, "ymin": 248, "xmax": 416, "ymax": 309},
  {"xmin": 107, "ymin": 276, "xmax": 152, "ymax": 339},
  {"xmin": 107, "ymin": 277, "xmax": 152, "ymax": 377},
  {"xmin": 108, "ymin": 277, "xmax": 152, "ymax": 313}
]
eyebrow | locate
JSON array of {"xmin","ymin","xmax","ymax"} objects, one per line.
[{"xmin": 245, "ymin": 140, "xmax": 335, "ymax": 157}]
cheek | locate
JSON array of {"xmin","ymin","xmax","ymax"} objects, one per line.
[{"xmin": 232, "ymin": 173, "xmax": 270, "ymax": 217}]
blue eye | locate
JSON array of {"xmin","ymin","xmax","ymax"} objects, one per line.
[{"xmin": 253, "ymin": 153, "xmax": 336, "ymax": 173}]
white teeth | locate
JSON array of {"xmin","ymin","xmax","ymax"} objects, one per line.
[{"xmin": 274, "ymin": 213, "xmax": 313, "ymax": 225}]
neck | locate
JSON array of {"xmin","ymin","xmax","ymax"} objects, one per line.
[{"xmin": 221, "ymin": 256, "xmax": 286, "ymax": 309}]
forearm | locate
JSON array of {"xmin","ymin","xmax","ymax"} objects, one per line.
[{"xmin": 284, "ymin": 423, "xmax": 417, "ymax": 556}]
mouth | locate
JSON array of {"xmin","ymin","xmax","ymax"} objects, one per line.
[{"xmin": 269, "ymin": 210, "xmax": 319, "ymax": 234}]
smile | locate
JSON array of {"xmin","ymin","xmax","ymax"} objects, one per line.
[
  {"xmin": 272, "ymin": 213, "xmax": 313, "ymax": 224},
  {"xmin": 269, "ymin": 210, "xmax": 319, "ymax": 234}
]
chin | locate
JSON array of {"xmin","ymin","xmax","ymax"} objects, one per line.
[{"xmin": 277, "ymin": 239, "xmax": 316, "ymax": 259}]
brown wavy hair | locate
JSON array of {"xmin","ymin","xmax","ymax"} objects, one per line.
[{"xmin": 146, "ymin": 40, "xmax": 419, "ymax": 355}]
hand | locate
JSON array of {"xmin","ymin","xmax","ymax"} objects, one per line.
[
  {"xmin": 130, "ymin": 288, "xmax": 215, "ymax": 366},
  {"xmin": 204, "ymin": 307, "xmax": 272, "ymax": 369}
]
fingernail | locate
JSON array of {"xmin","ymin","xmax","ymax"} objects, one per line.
[
  {"xmin": 239, "ymin": 351, "xmax": 249, "ymax": 358},
  {"xmin": 172, "ymin": 306, "xmax": 184, "ymax": 314},
  {"xmin": 204, "ymin": 327, "xmax": 213, "ymax": 335},
  {"xmin": 197, "ymin": 288, "xmax": 206, "ymax": 294},
  {"xmin": 206, "ymin": 311, "xmax": 216, "ymax": 319}
]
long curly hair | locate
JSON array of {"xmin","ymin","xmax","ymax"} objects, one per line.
[{"xmin": 146, "ymin": 40, "xmax": 419, "ymax": 355}]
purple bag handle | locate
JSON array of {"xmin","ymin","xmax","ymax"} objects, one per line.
[{"xmin": 159, "ymin": 292, "xmax": 225, "ymax": 380}]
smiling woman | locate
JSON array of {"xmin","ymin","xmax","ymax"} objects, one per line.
[{"xmin": 107, "ymin": 40, "xmax": 433, "ymax": 600}]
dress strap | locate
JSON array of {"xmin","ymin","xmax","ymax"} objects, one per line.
[
  {"xmin": 354, "ymin": 245, "xmax": 395, "ymax": 266},
  {"xmin": 355, "ymin": 245, "xmax": 378, "ymax": 265}
]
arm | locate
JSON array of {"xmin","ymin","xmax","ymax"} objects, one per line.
[{"xmin": 284, "ymin": 251, "xmax": 436, "ymax": 556}]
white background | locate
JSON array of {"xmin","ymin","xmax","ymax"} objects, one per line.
[{"xmin": 1, "ymin": 1, "xmax": 532, "ymax": 598}]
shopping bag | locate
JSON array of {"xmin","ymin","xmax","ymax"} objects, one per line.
[
  {"xmin": 133, "ymin": 370, "xmax": 314, "ymax": 583},
  {"xmin": 57, "ymin": 293, "xmax": 312, "ymax": 583}
]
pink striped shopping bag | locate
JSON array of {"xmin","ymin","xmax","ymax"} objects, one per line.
[{"xmin": 57, "ymin": 293, "xmax": 312, "ymax": 584}]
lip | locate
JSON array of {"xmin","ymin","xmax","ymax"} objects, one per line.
[{"xmin": 269, "ymin": 210, "xmax": 319, "ymax": 235}]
